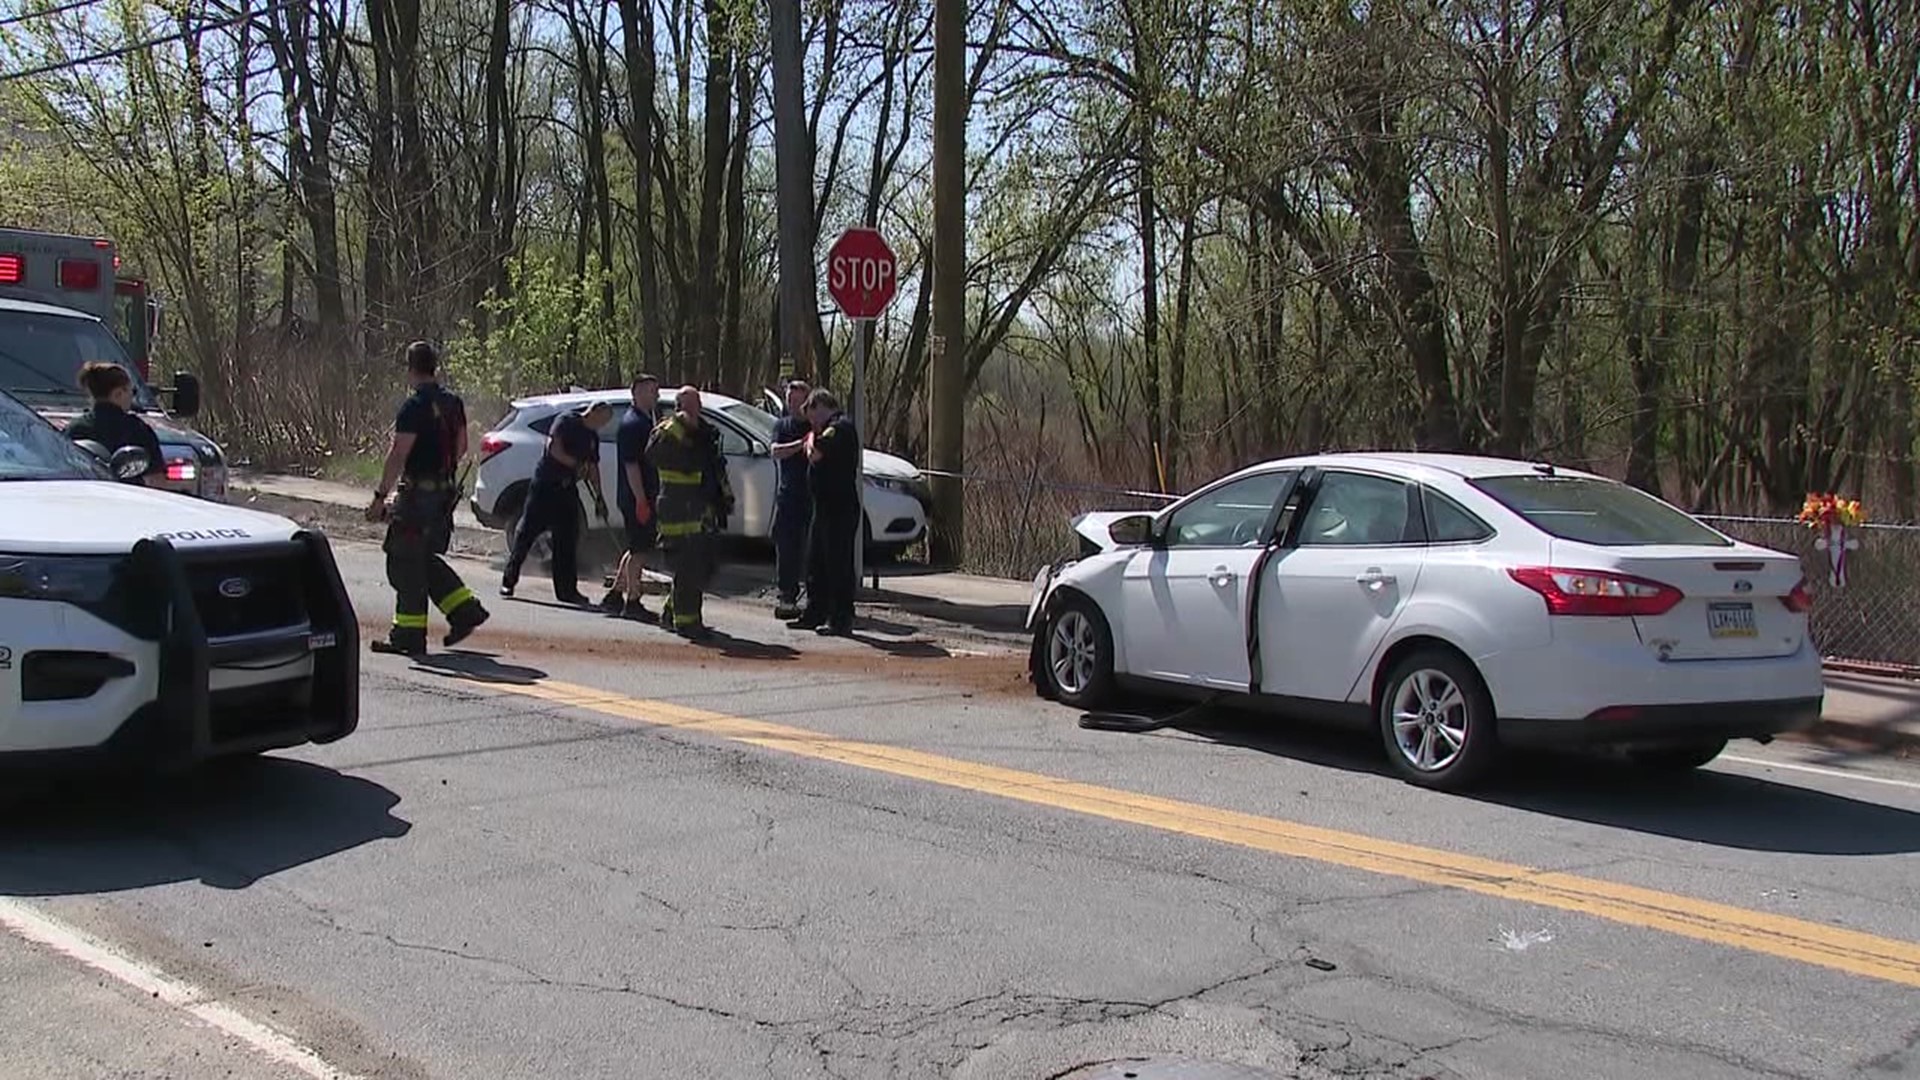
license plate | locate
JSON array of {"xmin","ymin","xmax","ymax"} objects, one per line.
[{"xmin": 1708, "ymin": 602, "xmax": 1757, "ymax": 639}]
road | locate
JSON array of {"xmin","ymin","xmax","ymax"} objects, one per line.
[{"xmin": 5, "ymin": 539, "xmax": 1920, "ymax": 1079}]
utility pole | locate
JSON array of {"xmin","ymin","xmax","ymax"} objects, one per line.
[
  {"xmin": 928, "ymin": 0, "xmax": 965, "ymax": 566},
  {"xmin": 768, "ymin": 0, "xmax": 816, "ymax": 379}
]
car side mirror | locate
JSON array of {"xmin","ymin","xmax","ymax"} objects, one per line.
[
  {"xmin": 749, "ymin": 440, "xmax": 770, "ymax": 458},
  {"xmin": 1108, "ymin": 514, "xmax": 1156, "ymax": 547},
  {"xmin": 109, "ymin": 445, "xmax": 151, "ymax": 481},
  {"xmin": 167, "ymin": 371, "xmax": 201, "ymax": 417},
  {"xmin": 74, "ymin": 438, "xmax": 110, "ymax": 462}
]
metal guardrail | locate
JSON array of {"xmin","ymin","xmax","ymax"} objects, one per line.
[{"xmin": 943, "ymin": 474, "xmax": 1920, "ymax": 672}]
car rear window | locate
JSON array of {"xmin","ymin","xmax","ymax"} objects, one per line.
[{"xmin": 1470, "ymin": 474, "xmax": 1731, "ymax": 547}]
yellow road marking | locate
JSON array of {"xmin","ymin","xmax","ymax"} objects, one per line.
[{"xmin": 478, "ymin": 675, "xmax": 1920, "ymax": 988}]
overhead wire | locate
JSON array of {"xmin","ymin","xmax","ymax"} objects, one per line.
[{"xmin": 0, "ymin": 0, "xmax": 298, "ymax": 83}]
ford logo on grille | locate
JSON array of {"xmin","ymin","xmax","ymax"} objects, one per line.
[
  {"xmin": 218, "ymin": 577, "xmax": 253, "ymax": 599},
  {"xmin": 1733, "ymin": 579, "xmax": 1753, "ymax": 593}
]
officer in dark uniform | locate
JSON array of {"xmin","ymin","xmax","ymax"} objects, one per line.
[
  {"xmin": 65, "ymin": 361, "xmax": 164, "ymax": 485},
  {"xmin": 767, "ymin": 378, "xmax": 812, "ymax": 619},
  {"xmin": 791, "ymin": 388, "xmax": 860, "ymax": 636},
  {"xmin": 500, "ymin": 400, "xmax": 612, "ymax": 603},
  {"xmin": 366, "ymin": 342, "xmax": 489, "ymax": 656}
]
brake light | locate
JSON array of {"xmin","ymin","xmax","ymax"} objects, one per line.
[
  {"xmin": 1507, "ymin": 566, "xmax": 1684, "ymax": 617},
  {"xmin": 0, "ymin": 254, "xmax": 20, "ymax": 284},
  {"xmin": 58, "ymin": 258, "xmax": 101, "ymax": 290},
  {"xmin": 1783, "ymin": 578, "xmax": 1813, "ymax": 614},
  {"xmin": 479, "ymin": 433, "xmax": 509, "ymax": 462},
  {"xmin": 165, "ymin": 459, "xmax": 197, "ymax": 483}
]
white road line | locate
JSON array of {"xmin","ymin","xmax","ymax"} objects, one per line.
[
  {"xmin": 0, "ymin": 897, "xmax": 363, "ymax": 1080},
  {"xmin": 1720, "ymin": 754, "xmax": 1920, "ymax": 793}
]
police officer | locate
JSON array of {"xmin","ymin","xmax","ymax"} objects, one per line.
[
  {"xmin": 791, "ymin": 388, "xmax": 859, "ymax": 636},
  {"xmin": 501, "ymin": 400, "xmax": 612, "ymax": 603},
  {"xmin": 367, "ymin": 342, "xmax": 489, "ymax": 656},
  {"xmin": 767, "ymin": 378, "xmax": 812, "ymax": 619},
  {"xmin": 645, "ymin": 386, "xmax": 733, "ymax": 639},
  {"xmin": 599, "ymin": 373, "xmax": 662, "ymax": 619},
  {"xmin": 66, "ymin": 361, "xmax": 164, "ymax": 485}
]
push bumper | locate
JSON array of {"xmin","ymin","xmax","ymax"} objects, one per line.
[
  {"xmin": 0, "ymin": 530, "xmax": 359, "ymax": 775},
  {"xmin": 1498, "ymin": 696, "xmax": 1823, "ymax": 749}
]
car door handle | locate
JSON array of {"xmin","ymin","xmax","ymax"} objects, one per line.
[
  {"xmin": 1357, "ymin": 568, "xmax": 1396, "ymax": 590},
  {"xmin": 1210, "ymin": 565, "xmax": 1237, "ymax": 588}
]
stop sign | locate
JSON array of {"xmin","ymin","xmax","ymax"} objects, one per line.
[{"xmin": 826, "ymin": 227, "xmax": 898, "ymax": 320}]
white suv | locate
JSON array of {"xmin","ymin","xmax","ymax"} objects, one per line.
[
  {"xmin": 471, "ymin": 388, "xmax": 931, "ymax": 555},
  {"xmin": 0, "ymin": 389, "xmax": 359, "ymax": 773}
]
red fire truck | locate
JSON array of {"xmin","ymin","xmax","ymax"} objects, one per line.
[{"xmin": 0, "ymin": 227, "xmax": 227, "ymax": 500}]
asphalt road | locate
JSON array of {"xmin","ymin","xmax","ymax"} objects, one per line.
[{"xmin": 5, "ymin": 539, "xmax": 1920, "ymax": 1079}]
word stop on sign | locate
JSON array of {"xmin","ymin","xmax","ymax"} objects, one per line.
[{"xmin": 830, "ymin": 255, "xmax": 894, "ymax": 296}]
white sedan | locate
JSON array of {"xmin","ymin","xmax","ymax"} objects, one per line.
[
  {"xmin": 471, "ymin": 388, "xmax": 931, "ymax": 555},
  {"xmin": 1027, "ymin": 452, "xmax": 1824, "ymax": 789}
]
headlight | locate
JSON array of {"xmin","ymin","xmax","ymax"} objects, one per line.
[
  {"xmin": 868, "ymin": 475, "xmax": 932, "ymax": 502},
  {"xmin": 0, "ymin": 554, "xmax": 123, "ymax": 605}
]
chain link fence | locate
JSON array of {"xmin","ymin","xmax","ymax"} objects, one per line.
[{"xmin": 950, "ymin": 476, "xmax": 1920, "ymax": 672}]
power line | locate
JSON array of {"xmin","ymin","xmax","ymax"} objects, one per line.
[
  {"xmin": 0, "ymin": 0, "xmax": 105, "ymax": 31},
  {"xmin": 0, "ymin": 0, "xmax": 297, "ymax": 84}
]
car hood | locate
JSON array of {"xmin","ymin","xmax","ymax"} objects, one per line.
[
  {"xmin": 1072, "ymin": 511, "xmax": 1146, "ymax": 553},
  {"xmin": 862, "ymin": 449, "xmax": 918, "ymax": 481},
  {"xmin": 38, "ymin": 405, "xmax": 210, "ymax": 450},
  {"xmin": 0, "ymin": 480, "xmax": 297, "ymax": 555}
]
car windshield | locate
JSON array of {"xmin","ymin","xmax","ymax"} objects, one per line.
[
  {"xmin": 719, "ymin": 402, "xmax": 777, "ymax": 440},
  {"xmin": 0, "ymin": 388, "xmax": 112, "ymax": 481},
  {"xmin": 1472, "ymin": 474, "xmax": 1731, "ymax": 547},
  {"xmin": 0, "ymin": 310, "xmax": 161, "ymax": 411}
]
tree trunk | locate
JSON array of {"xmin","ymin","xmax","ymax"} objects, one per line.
[
  {"xmin": 719, "ymin": 55, "xmax": 755, "ymax": 393},
  {"xmin": 692, "ymin": 0, "xmax": 732, "ymax": 386},
  {"xmin": 615, "ymin": 0, "xmax": 666, "ymax": 375},
  {"xmin": 769, "ymin": 0, "xmax": 820, "ymax": 380}
]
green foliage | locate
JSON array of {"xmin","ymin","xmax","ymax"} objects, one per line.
[{"xmin": 444, "ymin": 254, "xmax": 619, "ymax": 402}]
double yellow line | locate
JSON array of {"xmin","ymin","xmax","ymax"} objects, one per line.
[{"xmin": 480, "ymin": 675, "xmax": 1920, "ymax": 988}]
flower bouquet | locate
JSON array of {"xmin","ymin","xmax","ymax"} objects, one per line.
[{"xmin": 1797, "ymin": 493, "xmax": 1865, "ymax": 588}]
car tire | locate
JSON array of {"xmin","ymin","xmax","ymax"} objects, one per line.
[
  {"xmin": 1626, "ymin": 739, "xmax": 1728, "ymax": 772},
  {"xmin": 1378, "ymin": 648, "xmax": 1500, "ymax": 790},
  {"xmin": 1042, "ymin": 593, "xmax": 1116, "ymax": 710}
]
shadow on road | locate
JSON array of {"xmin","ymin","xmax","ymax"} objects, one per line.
[
  {"xmin": 1111, "ymin": 707, "xmax": 1920, "ymax": 857},
  {"xmin": 850, "ymin": 632, "xmax": 951, "ymax": 659},
  {"xmin": 0, "ymin": 758, "xmax": 410, "ymax": 895},
  {"xmin": 688, "ymin": 629, "xmax": 801, "ymax": 661},
  {"xmin": 414, "ymin": 649, "xmax": 549, "ymax": 686}
]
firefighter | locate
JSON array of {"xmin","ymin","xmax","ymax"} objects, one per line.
[
  {"xmin": 366, "ymin": 341, "xmax": 489, "ymax": 656},
  {"xmin": 66, "ymin": 361, "xmax": 164, "ymax": 486},
  {"xmin": 500, "ymin": 400, "xmax": 613, "ymax": 603},
  {"xmin": 645, "ymin": 386, "xmax": 733, "ymax": 640},
  {"xmin": 791, "ymin": 387, "xmax": 859, "ymax": 636}
]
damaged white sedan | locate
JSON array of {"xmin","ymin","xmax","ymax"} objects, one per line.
[{"xmin": 1026, "ymin": 453, "xmax": 1824, "ymax": 790}]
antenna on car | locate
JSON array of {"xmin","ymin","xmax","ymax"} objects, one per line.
[{"xmin": 1531, "ymin": 461, "xmax": 1556, "ymax": 477}]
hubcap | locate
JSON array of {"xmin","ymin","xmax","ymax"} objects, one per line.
[
  {"xmin": 1049, "ymin": 611, "xmax": 1098, "ymax": 695},
  {"xmin": 1391, "ymin": 668, "xmax": 1469, "ymax": 772}
]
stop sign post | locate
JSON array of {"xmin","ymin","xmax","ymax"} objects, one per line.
[{"xmin": 826, "ymin": 227, "xmax": 899, "ymax": 592}]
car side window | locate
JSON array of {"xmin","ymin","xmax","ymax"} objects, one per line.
[
  {"xmin": 715, "ymin": 422, "xmax": 750, "ymax": 456},
  {"xmin": 1163, "ymin": 471, "xmax": 1292, "ymax": 548},
  {"xmin": 1298, "ymin": 471, "xmax": 1423, "ymax": 547},
  {"xmin": 1423, "ymin": 488, "xmax": 1494, "ymax": 543}
]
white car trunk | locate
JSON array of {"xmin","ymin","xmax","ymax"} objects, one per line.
[{"xmin": 1553, "ymin": 541, "xmax": 1807, "ymax": 661}]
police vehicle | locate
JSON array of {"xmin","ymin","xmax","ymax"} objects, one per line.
[{"xmin": 0, "ymin": 388, "xmax": 358, "ymax": 773}]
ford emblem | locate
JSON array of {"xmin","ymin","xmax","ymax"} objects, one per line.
[
  {"xmin": 1733, "ymin": 579, "xmax": 1753, "ymax": 593},
  {"xmin": 218, "ymin": 577, "xmax": 252, "ymax": 599}
]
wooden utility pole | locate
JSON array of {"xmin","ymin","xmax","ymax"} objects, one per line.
[
  {"xmin": 768, "ymin": 0, "xmax": 815, "ymax": 378},
  {"xmin": 928, "ymin": 0, "xmax": 965, "ymax": 565}
]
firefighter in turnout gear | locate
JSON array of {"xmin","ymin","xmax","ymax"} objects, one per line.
[
  {"xmin": 645, "ymin": 386, "xmax": 733, "ymax": 639},
  {"xmin": 367, "ymin": 341, "xmax": 489, "ymax": 656}
]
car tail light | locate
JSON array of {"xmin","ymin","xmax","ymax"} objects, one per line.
[
  {"xmin": 1783, "ymin": 578, "xmax": 1813, "ymax": 614},
  {"xmin": 0, "ymin": 254, "xmax": 21, "ymax": 284},
  {"xmin": 479, "ymin": 433, "xmax": 508, "ymax": 462},
  {"xmin": 165, "ymin": 459, "xmax": 197, "ymax": 483},
  {"xmin": 1507, "ymin": 566, "xmax": 1684, "ymax": 617},
  {"xmin": 58, "ymin": 258, "xmax": 101, "ymax": 290}
]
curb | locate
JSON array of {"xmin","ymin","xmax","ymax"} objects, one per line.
[{"xmin": 1793, "ymin": 717, "xmax": 1920, "ymax": 755}]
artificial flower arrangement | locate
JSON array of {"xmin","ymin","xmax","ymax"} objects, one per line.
[{"xmin": 1797, "ymin": 493, "xmax": 1865, "ymax": 587}]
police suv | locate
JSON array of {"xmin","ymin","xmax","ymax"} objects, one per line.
[{"xmin": 0, "ymin": 388, "xmax": 358, "ymax": 772}]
